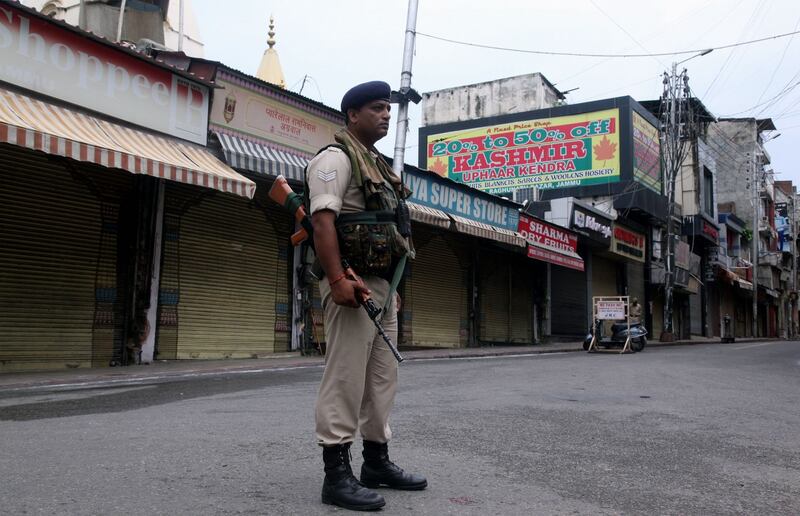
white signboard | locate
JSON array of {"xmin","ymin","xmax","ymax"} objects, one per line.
[
  {"xmin": 0, "ymin": 4, "xmax": 209, "ymax": 144},
  {"xmin": 596, "ymin": 300, "xmax": 626, "ymax": 320}
]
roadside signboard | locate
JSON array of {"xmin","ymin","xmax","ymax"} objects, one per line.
[{"xmin": 596, "ymin": 300, "xmax": 626, "ymax": 320}]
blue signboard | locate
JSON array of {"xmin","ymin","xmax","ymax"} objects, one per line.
[{"xmin": 404, "ymin": 168, "xmax": 519, "ymax": 231}]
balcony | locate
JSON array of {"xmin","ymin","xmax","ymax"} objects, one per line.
[
  {"xmin": 758, "ymin": 217, "xmax": 774, "ymax": 237},
  {"xmin": 760, "ymin": 253, "xmax": 780, "ymax": 268},
  {"xmin": 757, "ymin": 264, "xmax": 775, "ymax": 289}
]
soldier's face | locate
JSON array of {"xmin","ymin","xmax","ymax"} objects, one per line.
[{"xmin": 349, "ymin": 100, "xmax": 391, "ymax": 143}]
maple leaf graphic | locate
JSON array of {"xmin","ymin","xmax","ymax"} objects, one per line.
[
  {"xmin": 429, "ymin": 157, "xmax": 448, "ymax": 176},
  {"xmin": 593, "ymin": 136, "xmax": 617, "ymax": 162}
]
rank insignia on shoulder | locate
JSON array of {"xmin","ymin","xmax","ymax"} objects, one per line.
[{"xmin": 317, "ymin": 169, "xmax": 337, "ymax": 182}]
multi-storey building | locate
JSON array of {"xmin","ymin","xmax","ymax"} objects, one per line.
[{"xmin": 710, "ymin": 118, "xmax": 782, "ymax": 337}]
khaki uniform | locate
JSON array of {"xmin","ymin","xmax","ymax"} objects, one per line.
[{"xmin": 307, "ymin": 146, "xmax": 399, "ymax": 446}]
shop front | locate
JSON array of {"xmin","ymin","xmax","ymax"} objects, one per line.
[
  {"xmin": 401, "ymin": 166, "xmax": 531, "ymax": 348},
  {"xmin": 568, "ymin": 201, "xmax": 613, "ymax": 334},
  {"xmin": 0, "ymin": 3, "xmax": 254, "ymax": 370},
  {"xmin": 517, "ymin": 213, "xmax": 586, "ymax": 336},
  {"xmin": 153, "ymin": 64, "xmax": 346, "ymax": 359},
  {"xmin": 684, "ymin": 214, "xmax": 720, "ymax": 337}
]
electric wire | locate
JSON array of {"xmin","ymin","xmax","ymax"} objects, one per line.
[
  {"xmin": 589, "ymin": 0, "xmax": 667, "ymax": 69},
  {"xmin": 721, "ymin": 76, "xmax": 800, "ymax": 116},
  {"xmin": 414, "ymin": 28, "xmax": 800, "ymax": 59},
  {"xmin": 553, "ymin": 0, "xmax": 726, "ymax": 87},
  {"xmin": 753, "ymin": 13, "xmax": 800, "ymax": 106},
  {"xmin": 702, "ymin": 0, "xmax": 767, "ymax": 100}
]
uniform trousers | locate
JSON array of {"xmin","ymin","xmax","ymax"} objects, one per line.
[{"xmin": 315, "ymin": 275, "xmax": 398, "ymax": 446}]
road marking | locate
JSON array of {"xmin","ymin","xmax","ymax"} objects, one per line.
[
  {"xmin": 732, "ymin": 341, "xmax": 785, "ymax": 350},
  {"xmin": 4, "ymin": 365, "xmax": 326, "ymax": 392},
  {"xmin": 3, "ymin": 353, "xmax": 571, "ymax": 393},
  {"xmin": 413, "ymin": 352, "xmax": 569, "ymax": 363}
]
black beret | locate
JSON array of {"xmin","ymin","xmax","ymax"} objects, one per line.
[{"xmin": 341, "ymin": 81, "xmax": 392, "ymax": 114}]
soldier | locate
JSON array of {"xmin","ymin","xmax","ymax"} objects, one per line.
[{"xmin": 305, "ymin": 81, "xmax": 427, "ymax": 511}]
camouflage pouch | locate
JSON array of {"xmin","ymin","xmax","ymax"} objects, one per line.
[{"xmin": 337, "ymin": 222, "xmax": 393, "ymax": 277}]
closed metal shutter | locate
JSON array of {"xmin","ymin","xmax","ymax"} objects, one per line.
[
  {"xmin": 165, "ymin": 182, "xmax": 292, "ymax": 359},
  {"xmin": 479, "ymin": 248, "xmax": 511, "ymax": 343},
  {"xmin": 626, "ymin": 261, "xmax": 645, "ymax": 305},
  {"xmin": 404, "ymin": 228, "xmax": 468, "ymax": 348},
  {"xmin": 0, "ymin": 145, "xmax": 131, "ymax": 370},
  {"xmin": 689, "ymin": 291, "xmax": 702, "ymax": 335},
  {"xmin": 510, "ymin": 258, "xmax": 535, "ymax": 343},
  {"xmin": 592, "ymin": 255, "xmax": 619, "ymax": 297},
  {"xmin": 551, "ymin": 265, "xmax": 588, "ymax": 336}
]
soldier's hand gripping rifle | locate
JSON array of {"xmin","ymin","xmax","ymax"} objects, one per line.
[{"xmin": 268, "ymin": 175, "xmax": 404, "ymax": 363}]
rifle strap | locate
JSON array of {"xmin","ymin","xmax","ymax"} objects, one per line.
[{"xmin": 382, "ymin": 253, "xmax": 408, "ymax": 318}]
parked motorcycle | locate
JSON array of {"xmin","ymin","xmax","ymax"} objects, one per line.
[{"xmin": 583, "ymin": 320, "xmax": 647, "ymax": 352}]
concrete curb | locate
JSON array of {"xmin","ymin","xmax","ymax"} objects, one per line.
[{"xmin": 0, "ymin": 337, "xmax": 783, "ymax": 391}]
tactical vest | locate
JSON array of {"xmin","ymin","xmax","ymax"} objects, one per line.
[{"xmin": 304, "ymin": 144, "xmax": 413, "ymax": 278}]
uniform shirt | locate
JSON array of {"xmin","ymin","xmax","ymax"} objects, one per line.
[{"xmin": 306, "ymin": 146, "xmax": 365, "ymax": 216}]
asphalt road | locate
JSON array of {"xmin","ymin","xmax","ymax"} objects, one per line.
[{"xmin": 1, "ymin": 341, "xmax": 799, "ymax": 515}]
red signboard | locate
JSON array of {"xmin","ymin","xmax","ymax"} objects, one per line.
[
  {"xmin": 518, "ymin": 214, "xmax": 584, "ymax": 271},
  {"xmin": 611, "ymin": 223, "xmax": 646, "ymax": 262},
  {"xmin": 702, "ymin": 220, "xmax": 719, "ymax": 242}
]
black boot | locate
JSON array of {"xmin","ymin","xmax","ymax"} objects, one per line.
[
  {"xmin": 321, "ymin": 443, "xmax": 386, "ymax": 511},
  {"xmin": 360, "ymin": 440, "xmax": 428, "ymax": 490}
]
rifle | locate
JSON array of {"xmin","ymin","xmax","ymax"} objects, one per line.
[{"xmin": 268, "ymin": 175, "xmax": 404, "ymax": 363}]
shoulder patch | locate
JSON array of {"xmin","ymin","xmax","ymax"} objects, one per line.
[{"xmin": 317, "ymin": 169, "xmax": 337, "ymax": 182}]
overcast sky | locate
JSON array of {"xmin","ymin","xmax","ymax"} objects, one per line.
[{"xmin": 193, "ymin": 0, "xmax": 799, "ymax": 184}]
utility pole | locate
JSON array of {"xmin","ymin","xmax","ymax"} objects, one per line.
[
  {"xmin": 751, "ymin": 151, "xmax": 759, "ymax": 337},
  {"xmin": 115, "ymin": 0, "xmax": 128, "ymax": 42},
  {"xmin": 659, "ymin": 62, "xmax": 693, "ymax": 340},
  {"xmin": 178, "ymin": 0, "xmax": 185, "ymax": 52},
  {"xmin": 657, "ymin": 50, "xmax": 711, "ymax": 340},
  {"xmin": 392, "ymin": 0, "xmax": 422, "ymax": 177},
  {"xmin": 792, "ymin": 192, "xmax": 797, "ymax": 337}
]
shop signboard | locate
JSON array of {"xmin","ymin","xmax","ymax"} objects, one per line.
[
  {"xmin": 702, "ymin": 220, "xmax": 719, "ymax": 243},
  {"xmin": 611, "ymin": 223, "xmax": 646, "ymax": 263},
  {"xmin": 209, "ymin": 75, "xmax": 342, "ymax": 155},
  {"xmin": 404, "ymin": 167, "xmax": 519, "ymax": 231},
  {"xmin": 685, "ymin": 215, "xmax": 720, "ymax": 245},
  {"xmin": 596, "ymin": 300, "xmax": 626, "ymax": 320},
  {"xmin": 0, "ymin": 3, "xmax": 209, "ymax": 144},
  {"xmin": 632, "ymin": 111, "xmax": 662, "ymax": 193},
  {"xmin": 518, "ymin": 213, "xmax": 584, "ymax": 271},
  {"xmin": 570, "ymin": 203, "xmax": 612, "ymax": 246},
  {"xmin": 422, "ymin": 108, "xmax": 621, "ymax": 193}
]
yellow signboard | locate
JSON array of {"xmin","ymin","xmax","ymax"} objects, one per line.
[
  {"xmin": 632, "ymin": 111, "xmax": 662, "ymax": 193},
  {"xmin": 424, "ymin": 108, "xmax": 621, "ymax": 192},
  {"xmin": 209, "ymin": 79, "xmax": 341, "ymax": 155}
]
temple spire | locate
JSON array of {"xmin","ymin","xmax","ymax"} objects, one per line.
[{"xmin": 256, "ymin": 15, "xmax": 286, "ymax": 88}]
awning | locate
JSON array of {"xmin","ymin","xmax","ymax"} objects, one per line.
[
  {"xmin": 762, "ymin": 287, "xmax": 779, "ymax": 298},
  {"xmin": 526, "ymin": 241, "xmax": 585, "ymax": 271},
  {"xmin": 0, "ymin": 88, "xmax": 255, "ymax": 198},
  {"xmin": 736, "ymin": 278, "xmax": 754, "ymax": 291},
  {"xmin": 215, "ymin": 132, "xmax": 308, "ymax": 181},
  {"xmin": 408, "ymin": 202, "xmax": 451, "ymax": 229},
  {"xmin": 450, "ymin": 214, "xmax": 526, "ymax": 247}
]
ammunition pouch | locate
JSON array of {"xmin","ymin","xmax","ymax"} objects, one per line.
[
  {"xmin": 336, "ymin": 211, "xmax": 403, "ymax": 278},
  {"xmin": 333, "ymin": 178, "xmax": 414, "ymax": 278}
]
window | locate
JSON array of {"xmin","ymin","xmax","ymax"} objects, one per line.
[{"xmin": 703, "ymin": 167, "xmax": 714, "ymax": 216}]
